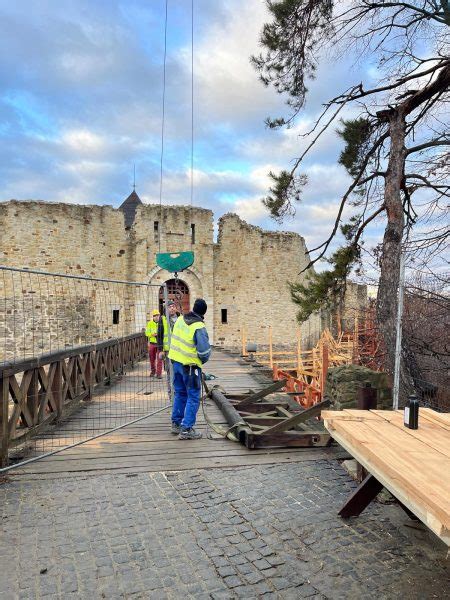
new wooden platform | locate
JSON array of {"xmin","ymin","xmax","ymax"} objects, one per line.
[
  {"xmin": 322, "ymin": 408, "xmax": 450, "ymax": 546},
  {"xmin": 8, "ymin": 350, "xmax": 341, "ymax": 480}
]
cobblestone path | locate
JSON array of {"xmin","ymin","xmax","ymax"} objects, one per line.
[{"xmin": 1, "ymin": 460, "xmax": 448, "ymax": 599}]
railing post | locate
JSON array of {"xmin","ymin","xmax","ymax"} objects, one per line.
[
  {"xmin": 52, "ymin": 361, "xmax": 63, "ymax": 418},
  {"xmin": 1, "ymin": 376, "xmax": 9, "ymax": 468},
  {"xmin": 242, "ymin": 326, "xmax": 247, "ymax": 357},
  {"xmin": 296, "ymin": 328, "xmax": 302, "ymax": 377},
  {"xmin": 321, "ymin": 342, "xmax": 329, "ymax": 401},
  {"xmin": 27, "ymin": 369, "xmax": 39, "ymax": 426},
  {"xmin": 353, "ymin": 316, "xmax": 359, "ymax": 363},
  {"xmin": 85, "ymin": 352, "xmax": 94, "ymax": 401},
  {"xmin": 268, "ymin": 326, "xmax": 273, "ymax": 369}
]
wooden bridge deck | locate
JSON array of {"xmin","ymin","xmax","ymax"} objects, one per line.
[{"xmin": 9, "ymin": 350, "xmax": 340, "ymax": 480}]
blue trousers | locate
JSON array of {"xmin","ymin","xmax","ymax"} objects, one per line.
[{"xmin": 171, "ymin": 360, "xmax": 202, "ymax": 429}]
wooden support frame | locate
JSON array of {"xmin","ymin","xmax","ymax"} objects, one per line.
[
  {"xmin": 211, "ymin": 381, "xmax": 332, "ymax": 450},
  {"xmin": 260, "ymin": 398, "xmax": 331, "ymax": 435},
  {"xmin": 338, "ymin": 473, "xmax": 383, "ymax": 518}
]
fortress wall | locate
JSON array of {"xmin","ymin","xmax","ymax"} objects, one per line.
[
  {"xmin": 0, "ymin": 201, "xmax": 138, "ymax": 360},
  {"xmin": 0, "ymin": 200, "xmax": 129, "ymax": 279},
  {"xmin": 213, "ymin": 213, "xmax": 322, "ymax": 351},
  {"xmin": 0, "ymin": 199, "xmax": 365, "ymax": 358}
]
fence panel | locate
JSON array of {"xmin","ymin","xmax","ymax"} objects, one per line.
[{"xmin": 0, "ymin": 266, "xmax": 171, "ymax": 470}]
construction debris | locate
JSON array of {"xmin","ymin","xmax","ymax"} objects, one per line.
[{"xmin": 206, "ymin": 380, "xmax": 332, "ymax": 449}]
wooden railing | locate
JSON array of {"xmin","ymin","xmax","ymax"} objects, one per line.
[
  {"xmin": 241, "ymin": 325, "xmax": 362, "ymax": 408},
  {"xmin": 0, "ymin": 332, "xmax": 147, "ymax": 467}
]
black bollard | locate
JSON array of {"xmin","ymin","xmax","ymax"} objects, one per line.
[{"xmin": 357, "ymin": 381, "xmax": 377, "ymax": 410}]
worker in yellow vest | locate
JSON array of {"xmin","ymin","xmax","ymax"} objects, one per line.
[
  {"xmin": 168, "ymin": 298, "xmax": 211, "ymax": 439},
  {"xmin": 157, "ymin": 300, "xmax": 179, "ymax": 355},
  {"xmin": 145, "ymin": 309, "xmax": 162, "ymax": 378}
]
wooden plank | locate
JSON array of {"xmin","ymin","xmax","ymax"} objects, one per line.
[
  {"xmin": 11, "ymin": 447, "xmax": 343, "ymax": 478},
  {"xmin": 419, "ymin": 408, "xmax": 450, "ymax": 431},
  {"xmin": 261, "ymin": 399, "xmax": 330, "ymax": 435},
  {"xmin": 322, "ymin": 409, "xmax": 383, "ymax": 421},
  {"xmin": 370, "ymin": 410, "xmax": 450, "ymax": 459}
]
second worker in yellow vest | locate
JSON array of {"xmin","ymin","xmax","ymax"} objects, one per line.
[
  {"xmin": 168, "ymin": 298, "xmax": 211, "ymax": 440},
  {"xmin": 145, "ymin": 309, "xmax": 162, "ymax": 377}
]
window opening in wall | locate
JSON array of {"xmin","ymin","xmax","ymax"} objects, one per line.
[
  {"xmin": 112, "ymin": 309, "xmax": 120, "ymax": 325},
  {"xmin": 221, "ymin": 308, "xmax": 228, "ymax": 324},
  {"xmin": 191, "ymin": 223, "xmax": 195, "ymax": 244},
  {"xmin": 154, "ymin": 221, "xmax": 159, "ymax": 242}
]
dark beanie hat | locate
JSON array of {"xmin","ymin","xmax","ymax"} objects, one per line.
[{"xmin": 193, "ymin": 298, "xmax": 207, "ymax": 316}]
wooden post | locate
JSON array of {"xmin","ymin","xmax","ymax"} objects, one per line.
[
  {"xmin": 296, "ymin": 328, "xmax": 302, "ymax": 377},
  {"xmin": 85, "ymin": 352, "xmax": 94, "ymax": 401},
  {"xmin": 241, "ymin": 326, "xmax": 247, "ymax": 357},
  {"xmin": 1, "ymin": 376, "xmax": 9, "ymax": 468},
  {"xmin": 321, "ymin": 342, "xmax": 329, "ymax": 400},
  {"xmin": 51, "ymin": 361, "xmax": 63, "ymax": 418},
  {"xmin": 353, "ymin": 316, "xmax": 359, "ymax": 363},
  {"xmin": 268, "ymin": 326, "xmax": 273, "ymax": 369},
  {"xmin": 337, "ymin": 307, "xmax": 342, "ymax": 339},
  {"xmin": 27, "ymin": 369, "xmax": 39, "ymax": 426}
]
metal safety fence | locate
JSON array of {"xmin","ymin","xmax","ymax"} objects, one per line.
[{"xmin": 0, "ymin": 266, "xmax": 172, "ymax": 471}]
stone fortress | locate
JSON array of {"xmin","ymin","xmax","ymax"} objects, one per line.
[{"xmin": 0, "ymin": 191, "xmax": 365, "ymax": 356}]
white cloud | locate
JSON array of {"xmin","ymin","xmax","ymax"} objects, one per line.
[{"xmin": 61, "ymin": 129, "xmax": 107, "ymax": 154}]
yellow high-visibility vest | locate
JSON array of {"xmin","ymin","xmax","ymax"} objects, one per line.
[
  {"xmin": 161, "ymin": 316, "xmax": 169, "ymax": 351},
  {"xmin": 145, "ymin": 320, "xmax": 158, "ymax": 344},
  {"xmin": 168, "ymin": 317, "xmax": 205, "ymax": 368}
]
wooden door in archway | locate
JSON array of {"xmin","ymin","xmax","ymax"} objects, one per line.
[{"xmin": 159, "ymin": 279, "xmax": 190, "ymax": 314}]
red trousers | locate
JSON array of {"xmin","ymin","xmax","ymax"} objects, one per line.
[{"xmin": 148, "ymin": 343, "xmax": 162, "ymax": 376}]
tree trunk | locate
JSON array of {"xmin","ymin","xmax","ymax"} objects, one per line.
[{"xmin": 376, "ymin": 110, "xmax": 406, "ymax": 377}]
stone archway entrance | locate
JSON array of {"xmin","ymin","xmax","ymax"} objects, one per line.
[{"xmin": 159, "ymin": 279, "xmax": 190, "ymax": 314}]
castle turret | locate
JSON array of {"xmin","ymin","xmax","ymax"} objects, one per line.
[{"xmin": 119, "ymin": 190, "xmax": 142, "ymax": 229}]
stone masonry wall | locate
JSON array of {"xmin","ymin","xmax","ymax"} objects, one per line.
[
  {"xmin": 0, "ymin": 201, "xmax": 148, "ymax": 360},
  {"xmin": 325, "ymin": 365, "xmax": 392, "ymax": 410},
  {"xmin": 213, "ymin": 214, "xmax": 322, "ymax": 351},
  {"xmin": 0, "ymin": 200, "xmax": 129, "ymax": 279}
]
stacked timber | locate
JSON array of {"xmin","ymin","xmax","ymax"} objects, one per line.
[{"xmin": 322, "ymin": 408, "xmax": 450, "ymax": 547}]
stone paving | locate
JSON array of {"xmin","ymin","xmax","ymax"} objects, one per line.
[{"xmin": 1, "ymin": 459, "xmax": 448, "ymax": 599}]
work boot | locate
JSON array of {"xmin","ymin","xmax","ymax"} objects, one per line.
[
  {"xmin": 150, "ymin": 372, "xmax": 155, "ymax": 377},
  {"xmin": 171, "ymin": 422, "xmax": 181, "ymax": 435},
  {"xmin": 179, "ymin": 427, "xmax": 202, "ymax": 440}
]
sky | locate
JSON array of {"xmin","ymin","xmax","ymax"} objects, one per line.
[{"xmin": 0, "ymin": 0, "xmax": 381, "ymax": 256}]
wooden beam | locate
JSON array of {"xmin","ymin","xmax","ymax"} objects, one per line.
[
  {"xmin": 338, "ymin": 473, "xmax": 383, "ymax": 518},
  {"xmin": 259, "ymin": 398, "xmax": 331, "ymax": 435},
  {"xmin": 234, "ymin": 380, "xmax": 287, "ymax": 409},
  {"xmin": 246, "ymin": 431, "xmax": 331, "ymax": 449}
]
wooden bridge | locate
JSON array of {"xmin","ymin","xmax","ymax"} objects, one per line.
[{"xmin": 4, "ymin": 349, "xmax": 341, "ymax": 480}]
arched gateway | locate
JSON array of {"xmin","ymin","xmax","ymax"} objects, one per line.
[{"xmin": 159, "ymin": 279, "xmax": 190, "ymax": 314}]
